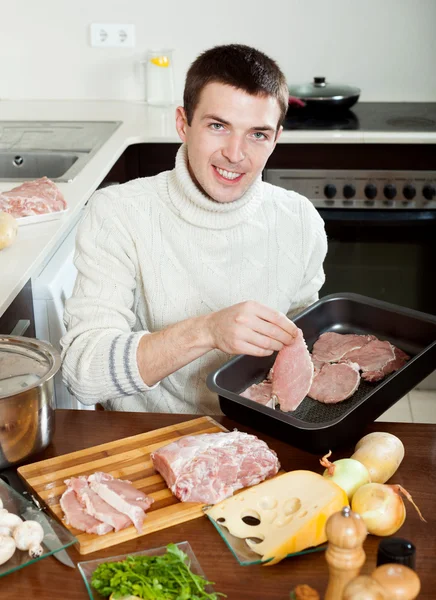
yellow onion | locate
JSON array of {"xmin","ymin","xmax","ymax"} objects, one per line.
[
  {"xmin": 320, "ymin": 450, "xmax": 371, "ymax": 501},
  {"xmin": 351, "ymin": 482, "xmax": 426, "ymax": 536}
]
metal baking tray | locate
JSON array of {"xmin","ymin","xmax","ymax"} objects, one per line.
[{"xmin": 207, "ymin": 293, "xmax": 436, "ymax": 454}]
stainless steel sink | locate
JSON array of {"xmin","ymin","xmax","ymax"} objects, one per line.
[
  {"xmin": 0, "ymin": 151, "xmax": 86, "ymax": 180},
  {"xmin": 0, "ymin": 121, "xmax": 121, "ymax": 182}
]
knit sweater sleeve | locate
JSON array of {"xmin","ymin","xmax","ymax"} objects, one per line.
[
  {"xmin": 286, "ymin": 200, "xmax": 328, "ymax": 320},
  {"xmin": 60, "ymin": 190, "xmax": 158, "ymax": 406}
]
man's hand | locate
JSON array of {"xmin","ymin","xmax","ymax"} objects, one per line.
[{"xmin": 204, "ymin": 300, "xmax": 298, "ymax": 357}]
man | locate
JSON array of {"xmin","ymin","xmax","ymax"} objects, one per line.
[{"xmin": 61, "ymin": 44, "xmax": 327, "ymax": 413}]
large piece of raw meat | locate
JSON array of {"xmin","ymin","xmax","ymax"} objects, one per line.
[
  {"xmin": 0, "ymin": 176, "xmax": 67, "ymax": 218},
  {"xmin": 151, "ymin": 431, "xmax": 280, "ymax": 504}
]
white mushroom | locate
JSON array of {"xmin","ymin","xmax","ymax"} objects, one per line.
[
  {"xmin": 13, "ymin": 521, "xmax": 44, "ymax": 558},
  {"xmin": 0, "ymin": 510, "xmax": 23, "ymax": 536},
  {"xmin": 0, "ymin": 534, "xmax": 16, "ymax": 565}
]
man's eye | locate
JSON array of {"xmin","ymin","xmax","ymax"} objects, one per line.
[
  {"xmin": 210, "ymin": 123, "xmax": 225, "ymax": 131},
  {"xmin": 253, "ymin": 132, "xmax": 267, "ymax": 140}
]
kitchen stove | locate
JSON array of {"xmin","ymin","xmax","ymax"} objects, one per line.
[{"xmin": 269, "ymin": 103, "xmax": 436, "ymax": 210}]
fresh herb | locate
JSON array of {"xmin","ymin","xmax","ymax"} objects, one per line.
[{"xmin": 91, "ymin": 543, "xmax": 226, "ymax": 599}]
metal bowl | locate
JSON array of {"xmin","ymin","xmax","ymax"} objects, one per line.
[{"xmin": 0, "ymin": 336, "xmax": 60, "ymax": 469}]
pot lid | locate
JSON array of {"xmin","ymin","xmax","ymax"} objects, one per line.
[
  {"xmin": 0, "ymin": 336, "xmax": 60, "ymax": 398},
  {"xmin": 288, "ymin": 76, "xmax": 361, "ymax": 100}
]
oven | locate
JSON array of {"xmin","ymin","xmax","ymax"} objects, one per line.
[{"xmin": 263, "ymin": 102, "xmax": 436, "ymax": 388}]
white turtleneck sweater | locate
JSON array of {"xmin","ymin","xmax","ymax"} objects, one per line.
[{"xmin": 61, "ymin": 144, "xmax": 327, "ymax": 414}]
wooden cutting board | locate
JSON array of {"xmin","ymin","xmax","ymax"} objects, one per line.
[{"xmin": 17, "ymin": 416, "xmax": 227, "ymax": 554}]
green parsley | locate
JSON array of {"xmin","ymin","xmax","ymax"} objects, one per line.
[{"xmin": 91, "ymin": 543, "xmax": 226, "ymax": 599}]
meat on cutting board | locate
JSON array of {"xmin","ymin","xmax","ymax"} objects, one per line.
[
  {"xmin": 0, "ymin": 176, "xmax": 67, "ymax": 218},
  {"xmin": 308, "ymin": 360, "xmax": 361, "ymax": 403},
  {"xmin": 271, "ymin": 328, "xmax": 314, "ymax": 411},
  {"xmin": 88, "ymin": 472, "xmax": 154, "ymax": 534},
  {"xmin": 151, "ymin": 431, "xmax": 280, "ymax": 504},
  {"xmin": 312, "ymin": 332, "xmax": 376, "ymax": 363},
  {"xmin": 59, "ymin": 485, "xmax": 113, "ymax": 536},
  {"xmin": 68, "ymin": 476, "xmax": 132, "ymax": 532}
]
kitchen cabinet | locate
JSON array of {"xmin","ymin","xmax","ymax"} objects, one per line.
[{"xmin": 0, "ymin": 280, "xmax": 35, "ymax": 337}]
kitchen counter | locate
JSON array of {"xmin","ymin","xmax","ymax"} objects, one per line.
[
  {"xmin": 4, "ymin": 410, "xmax": 436, "ymax": 599},
  {"xmin": 1, "ymin": 99, "xmax": 436, "ymax": 317}
]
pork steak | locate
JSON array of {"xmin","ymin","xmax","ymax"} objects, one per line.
[
  {"xmin": 308, "ymin": 360, "xmax": 361, "ymax": 404},
  {"xmin": 151, "ymin": 431, "xmax": 280, "ymax": 504},
  {"xmin": 312, "ymin": 332, "xmax": 376, "ymax": 363},
  {"xmin": 361, "ymin": 346, "xmax": 410, "ymax": 382},
  {"xmin": 271, "ymin": 328, "xmax": 314, "ymax": 411},
  {"xmin": 0, "ymin": 176, "xmax": 67, "ymax": 218}
]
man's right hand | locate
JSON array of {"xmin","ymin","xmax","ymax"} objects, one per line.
[{"xmin": 203, "ymin": 300, "xmax": 298, "ymax": 357}]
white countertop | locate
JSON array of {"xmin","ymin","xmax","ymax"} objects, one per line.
[{"xmin": 1, "ymin": 99, "xmax": 435, "ymax": 317}]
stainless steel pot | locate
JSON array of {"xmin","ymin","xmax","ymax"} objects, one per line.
[
  {"xmin": 0, "ymin": 336, "xmax": 60, "ymax": 469},
  {"xmin": 288, "ymin": 76, "xmax": 361, "ymax": 110}
]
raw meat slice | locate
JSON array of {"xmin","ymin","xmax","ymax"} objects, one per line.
[
  {"xmin": 311, "ymin": 355, "xmax": 325, "ymax": 374},
  {"xmin": 151, "ymin": 431, "xmax": 280, "ymax": 504},
  {"xmin": 308, "ymin": 360, "xmax": 361, "ymax": 404},
  {"xmin": 240, "ymin": 381, "xmax": 274, "ymax": 407},
  {"xmin": 271, "ymin": 328, "xmax": 314, "ymax": 411},
  {"xmin": 59, "ymin": 486, "xmax": 113, "ymax": 535},
  {"xmin": 67, "ymin": 476, "xmax": 132, "ymax": 532},
  {"xmin": 312, "ymin": 332, "xmax": 376, "ymax": 363},
  {"xmin": 342, "ymin": 339, "xmax": 395, "ymax": 373},
  {"xmin": 362, "ymin": 346, "xmax": 410, "ymax": 382},
  {"xmin": 88, "ymin": 472, "xmax": 154, "ymax": 534},
  {"xmin": 0, "ymin": 177, "xmax": 67, "ymax": 218}
]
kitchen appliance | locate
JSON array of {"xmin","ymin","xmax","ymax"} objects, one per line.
[
  {"xmin": 207, "ymin": 293, "xmax": 436, "ymax": 454},
  {"xmin": 288, "ymin": 76, "xmax": 361, "ymax": 110},
  {"xmin": 266, "ymin": 101, "xmax": 436, "ymax": 388},
  {"xmin": 0, "ymin": 336, "xmax": 60, "ymax": 469}
]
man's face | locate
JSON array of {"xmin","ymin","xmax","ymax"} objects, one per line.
[{"xmin": 176, "ymin": 82, "xmax": 282, "ymax": 203}]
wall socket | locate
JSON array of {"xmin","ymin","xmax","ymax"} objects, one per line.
[{"xmin": 90, "ymin": 23, "xmax": 135, "ymax": 48}]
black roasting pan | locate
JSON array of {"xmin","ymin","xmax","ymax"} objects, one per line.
[{"xmin": 206, "ymin": 293, "xmax": 436, "ymax": 454}]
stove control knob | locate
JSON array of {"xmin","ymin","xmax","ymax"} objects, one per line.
[
  {"xmin": 343, "ymin": 184, "xmax": 356, "ymax": 199},
  {"xmin": 364, "ymin": 183, "xmax": 377, "ymax": 199},
  {"xmin": 384, "ymin": 184, "xmax": 397, "ymax": 200},
  {"xmin": 423, "ymin": 184, "xmax": 436, "ymax": 200},
  {"xmin": 403, "ymin": 184, "xmax": 416, "ymax": 200},
  {"xmin": 324, "ymin": 184, "xmax": 337, "ymax": 199},
  {"xmin": 364, "ymin": 199, "xmax": 376, "ymax": 206}
]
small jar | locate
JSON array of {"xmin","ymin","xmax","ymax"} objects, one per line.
[{"xmin": 144, "ymin": 49, "xmax": 175, "ymax": 107}]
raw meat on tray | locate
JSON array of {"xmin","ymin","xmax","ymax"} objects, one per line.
[
  {"xmin": 0, "ymin": 176, "xmax": 67, "ymax": 218},
  {"xmin": 151, "ymin": 431, "xmax": 280, "ymax": 504},
  {"xmin": 271, "ymin": 328, "xmax": 314, "ymax": 411},
  {"xmin": 307, "ymin": 360, "xmax": 360, "ymax": 404}
]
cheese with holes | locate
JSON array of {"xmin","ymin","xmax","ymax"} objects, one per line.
[{"xmin": 205, "ymin": 470, "xmax": 348, "ymax": 565}]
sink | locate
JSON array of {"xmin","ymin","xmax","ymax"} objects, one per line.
[
  {"xmin": 0, "ymin": 121, "xmax": 121, "ymax": 182},
  {"xmin": 0, "ymin": 151, "xmax": 85, "ymax": 180}
]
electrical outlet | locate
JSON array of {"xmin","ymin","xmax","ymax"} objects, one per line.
[{"xmin": 90, "ymin": 23, "xmax": 135, "ymax": 48}]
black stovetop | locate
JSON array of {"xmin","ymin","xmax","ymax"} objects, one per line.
[{"xmin": 283, "ymin": 102, "xmax": 436, "ymax": 132}]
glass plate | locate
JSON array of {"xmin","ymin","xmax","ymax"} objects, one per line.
[
  {"xmin": 78, "ymin": 541, "xmax": 219, "ymax": 600},
  {"xmin": 207, "ymin": 515, "xmax": 326, "ymax": 566},
  {"xmin": 0, "ymin": 479, "xmax": 77, "ymax": 578}
]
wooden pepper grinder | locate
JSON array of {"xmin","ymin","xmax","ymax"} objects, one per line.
[
  {"xmin": 343, "ymin": 564, "xmax": 421, "ymax": 599},
  {"xmin": 324, "ymin": 506, "xmax": 367, "ymax": 600}
]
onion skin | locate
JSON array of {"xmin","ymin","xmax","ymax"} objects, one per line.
[
  {"xmin": 321, "ymin": 453, "xmax": 371, "ymax": 501},
  {"xmin": 351, "ymin": 483, "xmax": 405, "ymax": 536},
  {"xmin": 351, "ymin": 432, "xmax": 404, "ymax": 484}
]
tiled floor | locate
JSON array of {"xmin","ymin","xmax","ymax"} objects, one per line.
[{"xmin": 376, "ymin": 388, "xmax": 436, "ymax": 423}]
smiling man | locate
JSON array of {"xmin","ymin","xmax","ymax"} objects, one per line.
[{"xmin": 61, "ymin": 44, "xmax": 328, "ymax": 413}]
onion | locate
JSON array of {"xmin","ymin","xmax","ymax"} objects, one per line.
[
  {"xmin": 351, "ymin": 482, "xmax": 426, "ymax": 536},
  {"xmin": 320, "ymin": 451, "xmax": 371, "ymax": 500},
  {"xmin": 0, "ymin": 212, "xmax": 18, "ymax": 250}
]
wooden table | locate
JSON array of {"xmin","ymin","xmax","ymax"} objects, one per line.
[{"xmin": 5, "ymin": 410, "xmax": 436, "ymax": 599}]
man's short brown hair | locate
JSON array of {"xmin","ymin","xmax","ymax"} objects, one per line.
[{"xmin": 183, "ymin": 44, "xmax": 289, "ymax": 129}]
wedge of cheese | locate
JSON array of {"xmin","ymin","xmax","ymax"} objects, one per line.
[{"xmin": 205, "ymin": 469, "xmax": 348, "ymax": 566}]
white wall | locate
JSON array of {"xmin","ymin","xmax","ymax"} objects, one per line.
[{"xmin": 1, "ymin": 0, "xmax": 435, "ymax": 102}]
